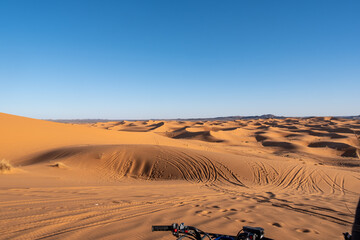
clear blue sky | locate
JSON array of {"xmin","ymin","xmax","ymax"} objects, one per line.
[{"xmin": 1, "ymin": 0, "xmax": 359, "ymax": 119}]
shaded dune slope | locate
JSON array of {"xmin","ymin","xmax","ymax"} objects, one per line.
[{"xmin": 165, "ymin": 129, "xmax": 224, "ymax": 142}]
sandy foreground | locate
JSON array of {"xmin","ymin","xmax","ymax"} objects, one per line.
[{"xmin": 0, "ymin": 113, "xmax": 359, "ymax": 239}]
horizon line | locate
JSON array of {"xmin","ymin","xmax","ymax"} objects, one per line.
[{"xmin": 44, "ymin": 114, "xmax": 360, "ymax": 122}]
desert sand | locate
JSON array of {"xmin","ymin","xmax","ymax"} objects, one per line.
[{"xmin": 0, "ymin": 112, "xmax": 359, "ymax": 239}]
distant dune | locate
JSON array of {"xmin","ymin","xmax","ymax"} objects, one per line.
[
  {"xmin": 48, "ymin": 114, "xmax": 360, "ymax": 123},
  {"xmin": 0, "ymin": 112, "xmax": 359, "ymax": 239}
]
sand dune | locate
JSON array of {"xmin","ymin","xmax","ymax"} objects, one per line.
[
  {"xmin": 19, "ymin": 144, "xmax": 359, "ymax": 193},
  {"xmin": 1, "ymin": 113, "xmax": 360, "ymax": 239}
]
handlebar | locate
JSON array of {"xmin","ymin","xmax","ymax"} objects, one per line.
[
  {"xmin": 152, "ymin": 223, "xmax": 271, "ymax": 240},
  {"xmin": 152, "ymin": 225, "xmax": 173, "ymax": 231}
]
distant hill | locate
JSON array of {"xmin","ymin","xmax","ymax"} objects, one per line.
[{"xmin": 48, "ymin": 114, "xmax": 360, "ymax": 123}]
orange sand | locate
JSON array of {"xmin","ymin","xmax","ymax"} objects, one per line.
[{"xmin": 0, "ymin": 112, "xmax": 359, "ymax": 239}]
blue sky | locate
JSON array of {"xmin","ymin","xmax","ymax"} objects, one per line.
[{"xmin": 0, "ymin": 0, "xmax": 359, "ymax": 119}]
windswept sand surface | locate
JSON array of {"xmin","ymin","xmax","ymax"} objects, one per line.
[{"xmin": 1, "ymin": 113, "xmax": 359, "ymax": 239}]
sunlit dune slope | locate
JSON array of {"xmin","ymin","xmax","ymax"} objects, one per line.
[{"xmin": 0, "ymin": 113, "xmax": 194, "ymax": 161}]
